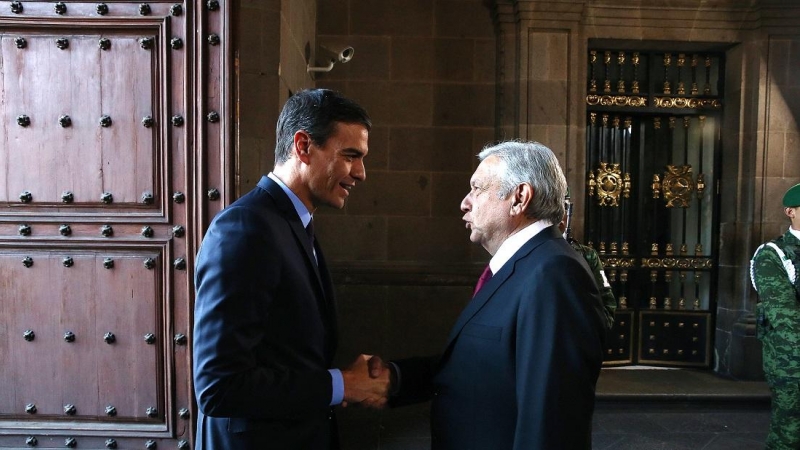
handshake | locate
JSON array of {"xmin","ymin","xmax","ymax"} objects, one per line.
[{"xmin": 340, "ymin": 354, "xmax": 393, "ymax": 409}]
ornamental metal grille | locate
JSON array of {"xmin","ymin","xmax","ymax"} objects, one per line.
[{"xmin": 584, "ymin": 47, "xmax": 724, "ymax": 367}]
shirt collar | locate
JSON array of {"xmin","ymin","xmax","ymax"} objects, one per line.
[
  {"xmin": 268, "ymin": 172, "xmax": 312, "ymax": 228},
  {"xmin": 489, "ymin": 219, "xmax": 553, "ymax": 274},
  {"xmin": 789, "ymin": 226, "xmax": 800, "ymax": 241}
]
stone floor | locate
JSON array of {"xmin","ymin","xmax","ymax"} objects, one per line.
[
  {"xmin": 592, "ymin": 367, "xmax": 771, "ymax": 449},
  {"xmin": 337, "ymin": 367, "xmax": 773, "ymax": 450}
]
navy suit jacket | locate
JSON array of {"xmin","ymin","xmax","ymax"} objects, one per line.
[
  {"xmin": 193, "ymin": 176, "xmax": 339, "ymax": 449},
  {"xmin": 393, "ymin": 226, "xmax": 606, "ymax": 450}
]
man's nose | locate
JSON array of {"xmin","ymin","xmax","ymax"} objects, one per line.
[
  {"xmin": 460, "ymin": 194, "xmax": 471, "ymax": 212},
  {"xmin": 352, "ymin": 159, "xmax": 366, "ymax": 181}
]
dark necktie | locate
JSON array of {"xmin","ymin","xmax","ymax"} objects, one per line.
[
  {"xmin": 305, "ymin": 219, "xmax": 315, "ymax": 249},
  {"xmin": 473, "ymin": 265, "xmax": 493, "ymax": 296}
]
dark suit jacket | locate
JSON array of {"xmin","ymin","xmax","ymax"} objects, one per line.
[
  {"xmin": 193, "ymin": 176, "xmax": 339, "ymax": 449},
  {"xmin": 393, "ymin": 226, "xmax": 606, "ymax": 450}
]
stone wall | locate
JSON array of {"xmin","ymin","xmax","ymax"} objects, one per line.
[
  {"xmin": 235, "ymin": 0, "xmax": 316, "ymax": 195},
  {"xmin": 310, "ymin": 0, "xmax": 498, "ymax": 368}
]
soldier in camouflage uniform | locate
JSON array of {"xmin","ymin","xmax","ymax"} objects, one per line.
[
  {"xmin": 560, "ymin": 195, "xmax": 616, "ymax": 331},
  {"xmin": 571, "ymin": 240, "xmax": 616, "ymax": 331},
  {"xmin": 750, "ymin": 183, "xmax": 800, "ymax": 449}
]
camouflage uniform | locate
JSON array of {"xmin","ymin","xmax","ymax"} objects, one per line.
[
  {"xmin": 751, "ymin": 229, "xmax": 800, "ymax": 449},
  {"xmin": 570, "ymin": 241, "xmax": 616, "ymax": 331}
]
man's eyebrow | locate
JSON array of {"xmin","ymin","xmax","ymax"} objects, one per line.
[{"xmin": 342, "ymin": 148, "xmax": 366, "ymax": 157}]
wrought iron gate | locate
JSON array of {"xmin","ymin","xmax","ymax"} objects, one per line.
[{"xmin": 584, "ymin": 48, "xmax": 723, "ymax": 367}]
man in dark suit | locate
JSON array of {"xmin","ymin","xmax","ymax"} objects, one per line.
[
  {"xmin": 374, "ymin": 141, "xmax": 606, "ymax": 449},
  {"xmin": 193, "ymin": 89, "xmax": 389, "ymax": 449}
]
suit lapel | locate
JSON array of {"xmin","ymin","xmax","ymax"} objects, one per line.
[
  {"xmin": 258, "ymin": 176, "xmax": 335, "ymax": 312},
  {"xmin": 442, "ymin": 226, "xmax": 560, "ymax": 354},
  {"xmin": 315, "ymin": 242, "xmax": 338, "ymax": 357}
]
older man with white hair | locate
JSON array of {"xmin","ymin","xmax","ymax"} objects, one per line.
[{"xmin": 373, "ymin": 140, "xmax": 607, "ymax": 450}]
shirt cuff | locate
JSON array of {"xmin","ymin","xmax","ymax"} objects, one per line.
[
  {"xmin": 388, "ymin": 361, "xmax": 401, "ymax": 396},
  {"xmin": 329, "ymin": 369, "xmax": 344, "ymax": 406}
]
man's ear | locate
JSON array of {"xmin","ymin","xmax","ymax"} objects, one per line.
[
  {"xmin": 511, "ymin": 183, "xmax": 533, "ymax": 216},
  {"xmin": 787, "ymin": 207, "xmax": 797, "ymax": 220},
  {"xmin": 293, "ymin": 130, "xmax": 312, "ymax": 165}
]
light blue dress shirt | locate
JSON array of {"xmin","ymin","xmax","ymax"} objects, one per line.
[{"xmin": 267, "ymin": 173, "xmax": 344, "ymax": 406}]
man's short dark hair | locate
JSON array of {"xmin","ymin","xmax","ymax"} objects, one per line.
[{"xmin": 274, "ymin": 89, "xmax": 371, "ymax": 165}]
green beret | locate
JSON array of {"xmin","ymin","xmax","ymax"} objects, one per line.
[{"xmin": 783, "ymin": 183, "xmax": 800, "ymax": 207}]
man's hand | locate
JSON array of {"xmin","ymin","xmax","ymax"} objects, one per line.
[
  {"xmin": 367, "ymin": 355, "xmax": 389, "ymax": 378},
  {"xmin": 341, "ymin": 354, "xmax": 389, "ymax": 409}
]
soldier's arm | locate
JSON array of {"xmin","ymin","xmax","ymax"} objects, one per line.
[
  {"xmin": 583, "ymin": 246, "xmax": 616, "ymax": 330},
  {"xmin": 752, "ymin": 247, "xmax": 800, "ymax": 331}
]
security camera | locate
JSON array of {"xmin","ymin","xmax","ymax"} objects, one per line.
[
  {"xmin": 307, "ymin": 42, "xmax": 355, "ymax": 73},
  {"xmin": 320, "ymin": 43, "xmax": 354, "ymax": 64}
]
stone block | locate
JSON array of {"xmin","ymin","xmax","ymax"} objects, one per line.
[
  {"xmin": 767, "ymin": 84, "xmax": 794, "ymax": 132},
  {"xmin": 314, "ymin": 215, "xmax": 388, "ymax": 262},
  {"xmin": 433, "ymin": 84, "xmax": 495, "ymax": 127},
  {"xmin": 384, "ymin": 285, "xmax": 471, "ymax": 358},
  {"xmin": 366, "ymin": 125, "xmax": 389, "ymax": 170},
  {"xmin": 768, "ymin": 37, "xmax": 791, "ymax": 87},
  {"xmin": 351, "ymin": 0, "xmax": 433, "ymax": 36},
  {"xmin": 434, "ymin": 1, "xmax": 494, "ymax": 38},
  {"xmin": 347, "ymin": 82, "xmax": 433, "ymax": 127},
  {"xmin": 527, "ymin": 31, "xmax": 569, "ymax": 82},
  {"xmin": 238, "ymin": 137, "xmax": 270, "ymax": 193},
  {"xmin": 391, "ymin": 83, "xmax": 435, "ymax": 126},
  {"xmin": 729, "ymin": 314, "xmax": 764, "ymax": 380},
  {"xmin": 387, "ymin": 216, "xmax": 471, "ymax": 262},
  {"xmin": 474, "ymin": 39, "xmax": 496, "ymax": 83},
  {"xmin": 786, "ymin": 132, "xmax": 800, "ymax": 176},
  {"xmin": 432, "ymin": 172, "xmax": 472, "ymax": 217},
  {"xmin": 317, "ymin": 0, "xmax": 348, "ymax": 35},
  {"xmin": 766, "ymin": 132, "xmax": 786, "ymax": 178},
  {"xmin": 346, "ymin": 171, "xmax": 431, "ymax": 216},
  {"xmin": 238, "ymin": 9, "xmax": 276, "ymax": 75},
  {"xmin": 392, "ymin": 37, "xmax": 435, "ymax": 81},
  {"xmin": 332, "ymin": 284, "xmax": 389, "ymax": 367},
  {"xmin": 471, "ymin": 128, "xmax": 496, "ymax": 161},
  {"xmin": 434, "ymin": 38, "xmax": 475, "ymax": 82},
  {"xmin": 526, "ymin": 80, "xmax": 567, "ymax": 126},
  {"xmin": 388, "ymin": 127, "xmax": 474, "ymax": 171},
  {"xmin": 239, "ymin": 73, "xmax": 273, "ymax": 140}
]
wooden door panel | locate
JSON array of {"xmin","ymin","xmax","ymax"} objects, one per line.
[
  {"xmin": 0, "ymin": 0, "xmax": 227, "ymax": 446},
  {"xmin": 1, "ymin": 249, "xmax": 165, "ymax": 427},
  {"xmin": 1, "ymin": 26, "xmax": 162, "ymax": 208},
  {"xmin": 99, "ymin": 32, "xmax": 157, "ymax": 205},
  {"xmin": 94, "ymin": 253, "xmax": 163, "ymax": 423},
  {"xmin": 4, "ymin": 253, "xmax": 60, "ymax": 418}
]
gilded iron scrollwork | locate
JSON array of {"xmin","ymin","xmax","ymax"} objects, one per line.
[
  {"xmin": 585, "ymin": 95, "xmax": 647, "ymax": 107},
  {"xmin": 653, "ymin": 97, "xmax": 721, "ymax": 109},
  {"xmin": 696, "ymin": 172, "xmax": 705, "ymax": 197},
  {"xmin": 662, "ymin": 165, "xmax": 695, "ymax": 208},
  {"xmin": 588, "ymin": 162, "xmax": 631, "ymax": 206},
  {"xmin": 640, "ymin": 257, "xmax": 712, "ymax": 270}
]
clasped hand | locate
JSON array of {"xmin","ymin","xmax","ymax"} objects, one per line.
[{"xmin": 340, "ymin": 354, "xmax": 391, "ymax": 409}]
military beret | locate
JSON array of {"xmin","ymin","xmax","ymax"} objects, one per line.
[{"xmin": 783, "ymin": 183, "xmax": 800, "ymax": 207}]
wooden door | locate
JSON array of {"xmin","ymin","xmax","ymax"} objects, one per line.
[{"xmin": 0, "ymin": 1, "xmax": 229, "ymax": 447}]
